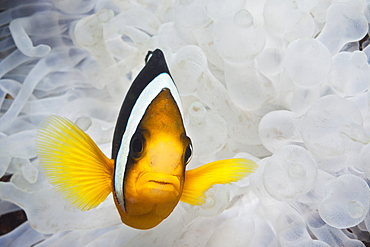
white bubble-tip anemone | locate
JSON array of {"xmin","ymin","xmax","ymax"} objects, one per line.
[{"xmin": 1, "ymin": 0, "xmax": 370, "ymax": 246}]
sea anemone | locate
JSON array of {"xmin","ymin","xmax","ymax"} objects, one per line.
[{"xmin": 1, "ymin": 0, "xmax": 370, "ymax": 246}]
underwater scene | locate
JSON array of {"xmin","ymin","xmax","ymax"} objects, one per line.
[{"xmin": 1, "ymin": 0, "xmax": 370, "ymax": 246}]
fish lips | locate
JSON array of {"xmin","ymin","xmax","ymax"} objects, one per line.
[{"xmin": 136, "ymin": 172, "xmax": 181, "ymax": 203}]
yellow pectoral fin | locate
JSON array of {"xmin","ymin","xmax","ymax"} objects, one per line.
[
  {"xmin": 180, "ymin": 158, "xmax": 258, "ymax": 205},
  {"xmin": 35, "ymin": 115, "xmax": 114, "ymax": 211}
]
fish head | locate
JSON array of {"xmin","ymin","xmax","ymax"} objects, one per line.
[
  {"xmin": 123, "ymin": 128, "xmax": 192, "ymax": 218},
  {"xmin": 121, "ymin": 88, "xmax": 192, "ymax": 219}
]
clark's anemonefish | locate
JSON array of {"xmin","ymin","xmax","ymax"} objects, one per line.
[{"xmin": 35, "ymin": 49, "xmax": 258, "ymax": 230}]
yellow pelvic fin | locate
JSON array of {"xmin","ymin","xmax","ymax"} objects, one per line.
[
  {"xmin": 35, "ymin": 115, "xmax": 114, "ymax": 211},
  {"xmin": 180, "ymin": 158, "xmax": 258, "ymax": 205}
]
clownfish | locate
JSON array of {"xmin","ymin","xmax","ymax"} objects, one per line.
[{"xmin": 35, "ymin": 49, "xmax": 258, "ymax": 230}]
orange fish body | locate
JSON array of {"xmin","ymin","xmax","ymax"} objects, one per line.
[{"xmin": 35, "ymin": 49, "xmax": 258, "ymax": 230}]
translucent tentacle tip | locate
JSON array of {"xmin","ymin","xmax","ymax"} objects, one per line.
[
  {"xmin": 262, "ymin": 145, "xmax": 317, "ymax": 202},
  {"xmin": 319, "ymin": 174, "xmax": 370, "ymax": 228}
]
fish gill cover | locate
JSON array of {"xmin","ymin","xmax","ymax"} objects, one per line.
[{"xmin": 0, "ymin": 0, "xmax": 370, "ymax": 246}]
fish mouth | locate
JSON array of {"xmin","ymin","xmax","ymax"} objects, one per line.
[{"xmin": 136, "ymin": 172, "xmax": 181, "ymax": 195}]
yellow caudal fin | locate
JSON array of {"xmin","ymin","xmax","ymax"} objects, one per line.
[
  {"xmin": 35, "ymin": 115, "xmax": 114, "ymax": 211},
  {"xmin": 180, "ymin": 158, "xmax": 258, "ymax": 205}
]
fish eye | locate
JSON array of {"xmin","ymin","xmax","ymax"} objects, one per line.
[
  {"xmin": 184, "ymin": 141, "xmax": 193, "ymax": 165},
  {"xmin": 130, "ymin": 132, "xmax": 145, "ymax": 159},
  {"xmin": 132, "ymin": 138, "xmax": 143, "ymax": 153}
]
